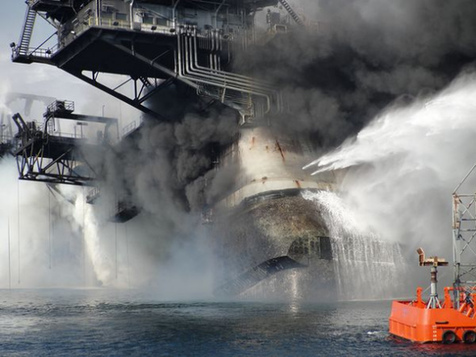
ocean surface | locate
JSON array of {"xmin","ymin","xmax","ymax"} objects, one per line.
[{"xmin": 0, "ymin": 289, "xmax": 474, "ymax": 357}]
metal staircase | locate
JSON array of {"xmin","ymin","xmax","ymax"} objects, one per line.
[
  {"xmin": 279, "ymin": 0, "xmax": 304, "ymax": 26},
  {"xmin": 18, "ymin": 7, "xmax": 37, "ymax": 56}
]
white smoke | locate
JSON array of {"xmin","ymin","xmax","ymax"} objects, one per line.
[
  {"xmin": 0, "ymin": 158, "xmax": 85, "ymax": 288},
  {"xmin": 305, "ymin": 72, "xmax": 476, "ymax": 270},
  {"xmin": 54, "ymin": 185, "xmax": 215, "ymax": 297},
  {"xmin": 0, "ymin": 92, "xmax": 215, "ymax": 296}
]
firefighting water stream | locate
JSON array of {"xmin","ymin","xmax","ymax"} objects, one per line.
[
  {"xmin": 304, "ymin": 72, "xmax": 476, "ymax": 292},
  {"xmin": 302, "ymin": 190, "xmax": 406, "ymax": 301}
]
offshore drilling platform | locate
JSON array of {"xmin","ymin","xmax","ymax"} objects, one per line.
[{"xmin": 8, "ymin": 0, "xmax": 402, "ymax": 299}]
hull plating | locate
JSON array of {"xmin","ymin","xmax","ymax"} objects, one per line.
[{"xmin": 212, "ymin": 190, "xmax": 337, "ymax": 300}]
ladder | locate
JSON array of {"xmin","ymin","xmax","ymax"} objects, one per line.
[
  {"xmin": 18, "ymin": 6, "xmax": 37, "ymax": 56},
  {"xmin": 279, "ymin": 0, "xmax": 304, "ymax": 26}
]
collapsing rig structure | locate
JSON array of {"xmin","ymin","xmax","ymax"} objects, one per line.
[{"xmin": 10, "ymin": 0, "xmax": 390, "ymax": 298}]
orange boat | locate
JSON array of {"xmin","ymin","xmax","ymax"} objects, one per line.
[{"xmin": 389, "ymin": 248, "xmax": 476, "ymax": 344}]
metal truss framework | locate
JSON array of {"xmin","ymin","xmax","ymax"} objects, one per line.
[
  {"xmin": 452, "ymin": 164, "xmax": 476, "ymax": 306},
  {"xmin": 12, "ymin": 111, "xmax": 97, "ymax": 186},
  {"xmin": 11, "ymin": 99, "xmax": 116, "ymax": 186},
  {"xmin": 67, "ymin": 69, "xmax": 172, "ymax": 120},
  {"xmin": 15, "ymin": 142, "xmax": 95, "ymax": 186}
]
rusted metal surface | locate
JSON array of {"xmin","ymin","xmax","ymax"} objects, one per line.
[{"xmin": 275, "ymin": 139, "xmax": 285, "ymax": 161}]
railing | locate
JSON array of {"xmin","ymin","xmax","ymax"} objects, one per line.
[
  {"xmin": 122, "ymin": 120, "xmax": 137, "ymax": 137},
  {"xmin": 96, "ymin": 17, "xmax": 175, "ymax": 35},
  {"xmin": 48, "ymin": 131, "xmax": 80, "ymax": 138},
  {"xmin": 58, "ymin": 11, "xmax": 176, "ymax": 49},
  {"xmin": 28, "ymin": 0, "xmax": 74, "ymax": 8},
  {"xmin": 12, "ymin": 31, "xmax": 59, "ymax": 61},
  {"xmin": 46, "ymin": 100, "xmax": 75, "ymax": 115},
  {"xmin": 0, "ymin": 133, "xmax": 13, "ymax": 144},
  {"xmin": 12, "ymin": 46, "xmax": 53, "ymax": 60}
]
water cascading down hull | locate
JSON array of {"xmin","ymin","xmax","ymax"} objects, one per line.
[
  {"xmin": 213, "ymin": 190, "xmax": 337, "ymax": 300},
  {"xmin": 209, "ymin": 123, "xmax": 408, "ymax": 300}
]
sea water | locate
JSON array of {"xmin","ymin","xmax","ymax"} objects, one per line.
[{"xmin": 0, "ymin": 288, "xmax": 474, "ymax": 356}]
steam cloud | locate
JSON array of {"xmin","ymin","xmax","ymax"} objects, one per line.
[
  {"xmin": 74, "ymin": 106, "xmax": 238, "ymax": 292},
  {"xmin": 0, "ymin": 159, "xmax": 85, "ymax": 288}
]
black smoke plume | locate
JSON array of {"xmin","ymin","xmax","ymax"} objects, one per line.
[
  {"xmin": 96, "ymin": 0, "xmax": 476, "ymax": 219},
  {"xmin": 235, "ymin": 0, "xmax": 476, "ymax": 148}
]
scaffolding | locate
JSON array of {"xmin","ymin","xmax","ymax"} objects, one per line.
[{"xmin": 452, "ymin": 164, "xmax": 476, "ymax": 307}]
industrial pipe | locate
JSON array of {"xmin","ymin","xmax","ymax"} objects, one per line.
[
  {"xmin": 172, "ymin": 0, "xmax": 181, "ymax": 30},
  {"xmin": 185, "ymin": 29, "xmax": 281, "ymax": 111},
  {"xmin": 178, "ymin": 29, "xmax": 273, "ymax": 114},
  {"xmin": 187, "ymin": 28, "xmax": 274, "ymax": 90},
  {"xmin": 130, "ymin": 0, "xmax": 135, "ymax": 30}
]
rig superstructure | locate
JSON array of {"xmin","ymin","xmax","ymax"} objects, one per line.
[
  {"xmin": 11, "ymin": 0, "xmax": 297, "ymax": 122},
  {"xmin": 10, "ymin": 1, "xmax": 399, "ymax": 299}
]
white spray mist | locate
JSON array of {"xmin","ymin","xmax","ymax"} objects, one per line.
[
  {"xmin": 305, "ymin": 71, "xmax": 476, "ymax": 287},
  {"xmin": 302, "ymin": 190, "xmax": 407, "ymax": 300}
]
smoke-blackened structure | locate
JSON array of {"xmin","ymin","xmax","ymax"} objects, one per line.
[{"xmin": 105, "ymin": 0, "xmax": 476, "ymax": 218}]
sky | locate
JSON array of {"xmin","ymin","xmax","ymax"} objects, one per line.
[{"xmin": 1, "ymin": 1, "xmax": 75, "ymax": 98}]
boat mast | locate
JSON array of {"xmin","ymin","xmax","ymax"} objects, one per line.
[{"xmin": 452, "ymin": 164, "xmax": 476, "ymax": 308}]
